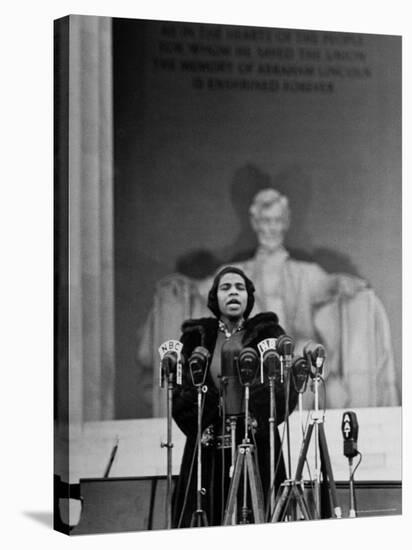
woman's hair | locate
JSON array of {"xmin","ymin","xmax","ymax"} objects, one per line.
[{"xmin": 207, "ymin": 266, "xmax": 255, "ymax": 319}]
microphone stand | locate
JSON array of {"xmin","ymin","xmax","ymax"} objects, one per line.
[
  {"xmin": 218, "ymin": 374, "xmax": 238, "ymax": 525},
  {"xmin": 271, "ymin": 355, "xmax": 341, "ymax": 523},
  {"xmin": 342, "ymin": 411, "xmax": 360, "ymax": 518},
  {"xmin": 268, "ymin": 375, "xmax": 276, "ymax": 517},
  {"xmin": 223, "ymin": 381, "xmax": 265, "ymax": 525},
  {"xmin": 190, "ymin": 384, "xmax": 208, "ymax": 527},
  {"xmin": 158, "ymin": 340, "xmax": 183, "ymax": 530},
  {"xmin": 229, "ymin": 415, "xmax": 238, "ymax": 525},
  {"xmin": 307, "ymin": 356, "xmax": 341, "ymax": 520},
  {"xmin": 242, "ymin": 384, "xmax": 251, "ymax": 524},
  {"xmin": 291, "ymin": 357, "xmax": 310, "ymax": 496},
  {"xmin": 160, "ymin": 368, "xmax": 175, "ymax": 530},
  {"xmin": 257, "ymin": 342, "xmax": 281, "ymax": 519},
  {"xmin": 281, "ymin": 353, "xmax": 293, "ymax": 481},
  {"xmin": 312, "ymin": 360, "xmax": 322, "ymax": 517}
]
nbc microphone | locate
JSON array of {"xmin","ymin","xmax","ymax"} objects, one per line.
[
  {"xmin": 257, "ymin": 338, "xmax": 280, "ymax": 383},
  {"xmin": 158, "ymin": 339, "xmax": 183, "ymax": 528},
  {"xmin": 158, "ymin": 340, "xmax": 183, "ymax": 387}
]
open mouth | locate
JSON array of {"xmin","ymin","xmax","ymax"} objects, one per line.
[{"xmin": 227, "ymin": 299, "xmax": 240, "ymax": 306}]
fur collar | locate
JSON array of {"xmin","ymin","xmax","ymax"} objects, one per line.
[{"xmin": 181, "ymin": 311, "xmax": 281, "ymax": 347}]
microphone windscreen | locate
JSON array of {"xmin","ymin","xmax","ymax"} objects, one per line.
[
  {"xmin": 291, "ymin": 356, "xmax": 310, "ymax": 392},
  {"xmin": 238, "ymin": 347, "xmax": 259, "ymax": 385},
  {"xmin": 262, "ymin": 349, "xmax": 281, "ymax": 380},
  {"xmin": 303, "ymin": 340, "xmax": 325, "ymax": 359},
  {"xmin": 161, "ymin": 351, "xmax": 178, "ymax": 375},
  {"xmin": 189, "ymin": 346, "xmax": 210, "ymax": 365},
  {"xmin": 276, "ymin": 334, "xmax": 295, "ymax": 356},
  {"xmin": 189, "ymin": 346, "xmax": 210, "ymax": 386}
]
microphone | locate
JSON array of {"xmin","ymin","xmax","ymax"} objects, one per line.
[
  {"xmin": 188, "ymin": 346, "xmax": 210, "ymax": 387},
  {"xmin": 158, "ymin": 340, "xmax": 183, "ymax": 387},
  {"xmin": 263, "ymin": 349, "xmax": 282, "ymax": 382},
  {"xmin": 276, "ymin": 334, "xmax": 294, "ymax": 382},
  {"xmin": 341, "ymin": 411, "xmax": 359, "ymax": 459},
  {"xmin": 257, "ymin": 338, "xmax": 280, "ymax": 383},
  {"xmin": 291, "ymin": 356, "xmax": 310, "ymax": 393},
  {"xmin": 221, "ymin": 338, "xmax": 243, "ymax": 416},
  {"xmin": 276, "ymin": 334, "xmax": 295, "ymax": 357},
  {"xmin": 303, "ymin": 340, "xmax": 326, "ymax": 374},
  {"xmin": 238, "ymin": 347, "xmax": 259, "ymax": 386}
]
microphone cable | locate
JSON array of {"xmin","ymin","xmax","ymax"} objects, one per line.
[
  {"xmin": 351, "ymin": 451, "xmax": 363, "ymax": 479},
  {"xmin": 263, "ymin": 382, "xmax": 278, "ymax": 520},
  {"xmin": 349, "ymin": 451, "xmax": 362, "ymax": 515}
]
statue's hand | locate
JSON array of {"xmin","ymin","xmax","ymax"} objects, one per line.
[{"xmin": 335, "ymin": 274, "xmax": 368, "ymax": 299}]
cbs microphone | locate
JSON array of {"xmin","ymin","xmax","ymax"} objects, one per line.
[{"xmin": 188, "ymin": 346, "xmax": 210, "ymax": 387}]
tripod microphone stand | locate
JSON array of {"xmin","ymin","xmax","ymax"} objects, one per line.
[
  {"xmin": 271, "ymin": 344, "xmax": 342, "ymax": 522},
  {"xmin": 158, "ymin": 340, "xmax": 183, "ymax": 529},
  {"xmin": 188, "ymin": 347, "xmax": 211, "ymax": 527},
  {"xmin": 269, "ymin": 354, "xmax": 312, "ymax": 523},
  {"xmin": 223, "ymin": 348, "xmax": 265, "ymax": 525},
  {"xmin": 304, "ymin": 345, "xmax": 341, "ymax": 519}
]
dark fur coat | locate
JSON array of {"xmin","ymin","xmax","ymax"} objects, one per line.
[{"xmin": 172, "ymin": 312, "xmax": 298, "ymax": 528}]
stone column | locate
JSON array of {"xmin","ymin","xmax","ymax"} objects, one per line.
[{"xmin": 68, "ymin": 15, "xmax": 114, "ymax": 424}]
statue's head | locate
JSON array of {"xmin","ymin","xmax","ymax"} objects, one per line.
[{"xmin": 249, "ymin": 188, "xmax": 290, "ymax": 252}]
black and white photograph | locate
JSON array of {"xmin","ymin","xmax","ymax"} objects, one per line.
[
  {"xmin": 53, "ymin": 11, "xmax": 402, "ymax": 534},
  {"xmin": 2, "ymin": 2, "xmax": 410, "ymax": 549}
]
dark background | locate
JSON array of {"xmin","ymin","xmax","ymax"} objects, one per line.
[{"xmin": 113, "ymin": 19, "xmax": 401, "ymax": 418}]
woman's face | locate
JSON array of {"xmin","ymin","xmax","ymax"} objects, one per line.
[{"xmin": 217, "ymin": 272, "xmax": 248, "ymax": 321}]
